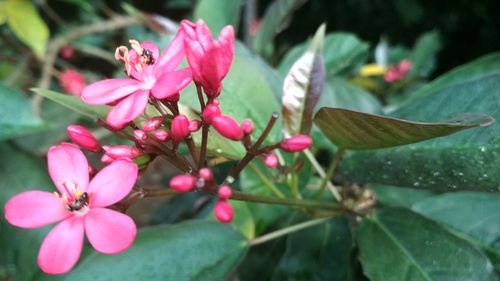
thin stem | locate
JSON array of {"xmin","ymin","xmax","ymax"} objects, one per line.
[
  {"xmin": 196, "ymin": 84, "xmax": 206, "ymax": 111},
  {"xmin": 304, "ymin": 149, "xmax": 342, "ymax": 201},
  {"xmin": 184, "ymin": 137, "xmax": 200, "ymax": 169},
  {"xmin": 316, "ymin": 148, "xmax": 345, "ymax": 199},
  {"xmin": 253, "ymin": 112, "xmax": 278, "ymax": 149},
  {"xmin": 248, "ymin": 163, "xmax": 285, "ymax": 198},
  {"xmin": 250, "ymin": 217, "xmax": 333, "ymax": 246},
  {"xmin": 198, "ymin": 124, "xmax": 209, "ymax": 167}
]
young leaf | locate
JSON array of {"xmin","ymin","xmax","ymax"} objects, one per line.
[
  {"xmin": 314, "ymin": 107, "xmax": 493, "ymax": 149},
  {"xmin": 193, "ymin": 0, "xmax": 242, "ymax": 35},
  {"xmin": 0, "ymin": 84, "xmax": 49, "ymax": 140},
  {"xmin": 357, "ymin": 208, "xmax": 498, "ymax": 281},
  {"xmin": 282, "ymin": 24, "xmax": 325, "ymax": 136},
  {"xmin": 64, "ymin": 220, "xmax": 248, "ymax": 280},
  {"xmin": 3, "ymin": 0, "xmax": 49, "ymax": 58},
  {"xmin": 252, "ymin": 0, "xmax": 307, "ymax": 55}
]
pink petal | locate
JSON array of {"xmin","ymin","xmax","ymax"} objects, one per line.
[
  {"xmin": 38, "ymin": 216, "xmax": 84, "ymax": 274},
  {"xmin": 180, "ymin": 20, "xmax": 196, "ymax": 39},
  {"xmin": 48, "ymin": 143, "xmax": 89, "ymax": 194},
  {"xmin": 200, "ymin": 47, "xmax": 224, "ymax": 95},
  {"xmin": 5, "ymin": 191, "xmax": 69, "ymax": 228},
  {"xmin": 87, "ymin": 160, "xmax": 138, "ymax": 208},
  {"xmin": 81, "ymin": 78, "xmax": 141, "ymax": 105},
  {"xmin": 156, "ymin": 29, "xmax": 186, "ymax": 72},
  {"xmin": 106, "ymin": 90, "xmax": 149, "ymax": 128},
  {"xmin": 84, "ymin": 208, "xmax": 136, "ymax": 254},
  {"xmin": 184, "ymin": 39, "xmax": 204, "ymax": 83},
  {"xmin": 217, "ymin": 26, "xmax": 235, "ymax": 78},
  {"xmin": 195, "ymin": 20, "xmax": 215, "ymax": 51},
  {"xmin": 151, "ymin": 68, "xmax": 193, "ymax": 99}
]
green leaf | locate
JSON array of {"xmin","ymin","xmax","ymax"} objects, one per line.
[
  {"xmin": 314, "ymin": 107, "xmax": 493, "ymax": 150},
  {"xmin": 0, "ymin": 143, "xmax": 52, "ymax": 281},
  {"xmin": 341, "ymin": 53, "xmax": 500, "ymax": 191},
  {"xmin": 319, "ymin": 78, "xmax": 382, "ymax": 114},
  {"xmin": 370, "ymin": 184, "xmax": 437, "ymax": 209},
  {"xmin": 252, "ymin": 0, "xmax": 306, "ymax": 55},
  {"xmin": 64, "ymin": 220, "xmax": 248, "ymax": 280},
  {"xmin": 282, "ymin": 24, "xmax": 325, "ymax": 136},
  {"xmin": 279, "ymin": 33, "xmax": 369, "ymax": 78},
  {"xmin": 31, "ymin": 88, "xmax": 109, "ymax": 119},
  {"xmin": 3, "ymin": 0, "xmax": 49, "ymax": 58},
  {"xmin": 0, "ymin": 84, "xmax": 49, "ymax": 140},
  {"xmin": 193, "ymin": 0, "xmax": 242, "ymax": 34},
  {"xmin": 408, "ymin": 30, "xmax": 441, "ymax": 78},
  {"xmin": 271, "ymin": 217, "xmax": 352, "ymax": 281},
  {"xmin": 412, "ymin": 193, "xmax": 500, "ymax": 269},
  {"xmin": 357, "ymin": 208, "xmax": 498, "ymax": 281}
]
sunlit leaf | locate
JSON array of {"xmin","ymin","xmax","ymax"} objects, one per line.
[{"xmin": 194, "ymin": 0, "xmax": 242, "ymax": 34}]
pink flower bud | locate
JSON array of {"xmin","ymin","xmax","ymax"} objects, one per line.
[
  {"xmin": 214, "ymin": 201, "xmax": 234, "ymax": 224},
  {"xmin": 59, "ymin": 69, "xmax": 86, "ymax": 96},
  {"xmin": 134, "ymin": 130, "xmax": 148, "ymax": 144},
  {"xmin": 202, "ymin": 104, "xmax": 221, "ymax": 124},
  {"xmin": 188, "ymin": 120, "xmax": 201, "ymax": 132},
  {"xmin": 398, "ymin": 59, "xmax": 412, "ymax": 73},
  {"xmin": 241, "ymin": 119, "xmax": 254, "ymax": 135},
  {"xmin": 280, "ymin": 135, "xmax": 313, "ymax": 152},
  {"xmin": 143, "ymin": 117, "xmax": 164, "ymax": 132},
  {"xmin": 103, "ymin": 145, "xmax": 142, "ymax": 160},
  {"xmin": 67, "ymin": 125, "xmax": 101, "ymax": 152},
  {"xmin": 153, "ymin": 129, "xmax": 170, "ymax": 141},
  {"xmin": 198, "ymin": 168, "xmax": 213, "ymax": 182},
  {"xmin": 101, "ymin": 154, "xmax": 114, "ymax": 164},
  {"xmin": 264, "ymin": 154, "xmax": 278, "ymax": 169},
  {"xmin": 169, "ymin": 175, "xmax": 197, "ymax": 192},
  {"xmin": 212, "ymin": 115, "xmax": 244, "ymax": 141},
  {"xmin": 217, "ymin": 185, "xmax": 232, "ymax": 200},
  {"xmin": 60, "ymin": 46, "xmax": 75, "ymax": 59},
  {"xmin": 171, "ymin": 115, "xmax": 190, "ymax": 142}
]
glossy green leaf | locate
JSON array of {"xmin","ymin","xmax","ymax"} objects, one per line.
[
  {"xmin": 279, "ymin": 33, "xmax": 369, "ymax": 78},
  {"xmin": 31, "ymin": 88, "xmax": 109, "ymax": 119},
  {"xmin": 342, "ymin": 53, "xmax": 500, "ymax": 191},
  {"xmin": 370, "ymin": 184, "xmax": 437, "ymax": 209},
  {"xmin": 412, "ymin": 193, "xmax": 500, "ymax": 269},
  {"xmin": 271, "ymin": 217, "xmax": 352, "ymax": 281},
  {"xmin": 65, "ymin": 220, "xmax": 248, "ymax": 280},
  {"xmin": 3, "ymin": 0, "xmax": 49, "ymax": 58},
  {"xmin": 282, "ymin": 24, "xmax": 325, "ymax": 136},
  {"xmin": 408, "ymin": 30, "xmax": 441, "ymax": 78},
  {"xmin": 314, "ymin": 107, "xmax": 493, "ymax": 149},
  {"xmin": 319, "ymin": 78, "xmax": 382, "ymax": 114},
  {"xmin": 357, "ymin": 208, "xmax": 498, "ymax": 281},
  {"xmin": 0, "ymin": 143, "xmax": 52, "ymax": 281},
  {"xmin": 193, "ymin": 0, "xmax": 242, "ymax": 34},
  {"xmin": 252, "ymin": 0, "xmax": 306, "ymax": 55},
  {"xmin": 0, "ymin": 85, "xmax": 49, "ymax": 140}
]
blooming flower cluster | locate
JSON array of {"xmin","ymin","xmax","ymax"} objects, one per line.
[{"xmin": 4, "ymin": 19, "xmax": 313, "ymax": 275}]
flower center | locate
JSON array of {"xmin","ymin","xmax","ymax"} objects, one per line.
[
  {"xmin": 66, "ymin": 191, "xmax": 89, "ymax": 212},
  {"xmin": 59, "ymin": 181, "xmax": 90, "ymax": 214},
  {"xmin": 114, "ymin": 39, "xmax": 156, "ymax": 76}
]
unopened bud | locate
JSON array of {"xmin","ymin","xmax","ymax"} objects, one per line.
[
  {"xmin": 212, "ymin": 115, "xmax": 244, "ymax": 141},
  {"xmin": 217, "ymin": 185, "xmax": 232, "ymax": 200},
  {"xmin": 264, "ymin": 154, "xmax": 278, "ymax": 169},
  {"xmin": 60, "ymin": 46, "xmax": 74, "ymax": 59},
  {"xmin": 198, "ymin": 168, "xmax": 213, "ymax": 182},
  {"xmin": 202, "ymin": 104, "xmax": 221, "ymax": 124},
  {"xmin": 280, "ymin": 135, "xmax": 312, "ymax": 152},
  {"xmin": 143, "ymin": 117, "xmax": 164, "ymax": 132},
  {"xmin": 153, "ymin": 129, "xmax": 170, "ymax": 141},
  {"xmin": 188, "ymin": 120, "xmax": 201, "ymax": 132},
  {"xmin": 241, "ymin": 119, "xmax": 254, "ymax": 135},
  {"xmin": 214, "ymin": 201, "xmax": 234, "ymax": 224},
  {"xmin": 103, "ymin": 145, "xmax": 142, "ymax": 160},
  {"xmin": 171, "ymin": 115, "xmax": 190, "ymax": 142},
  {"xmin": 134, "ymin": 130, "xmax": 148, "ymax": 144},
  {"xmin": 101, "ymin": 154, "xmax": 114, "ymax": 164},
  {"xmin": 169, "ymin": 175, "xmax": 197, "ymax": 192},
  {"xmin": 67, "ymin": 125, "xmax": 101, "ymax": 152}
]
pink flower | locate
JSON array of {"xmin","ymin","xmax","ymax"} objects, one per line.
[
  {"xmin": 81, "ymin": 30, "xmax": 192, "ymax": 129},
  {"xmin": 384, "ymin": 59, "xmax": 412, "ymax": 83},
  {"xmin": 60, "ymin": 46, "xmax": 75, "ymax": 59},
  {"xmin": 263, "ymin": 153, "xmax": 278, "ymax": 169},
  {"xmin": 181, "ymin": 19, "xmax": 234, "ymax": 97},
  {"xmin": 59, "ymin": 69, "xmax": 86, "ymax": 96},
  {"xmin": 217, "ymin": 185, "xmax": 232, "ymax": 200},
  {"xmin": 4, "ymin": 143, "xmax": 138, "ymax": 274}
]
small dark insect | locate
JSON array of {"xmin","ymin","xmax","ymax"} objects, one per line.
[
  {"xmin": 141, "ymin": 48, "xmax": 155, "ymax": 65},
  {"xmin": 66, "ymin": 192, "xmax": 89, "ymax": 211}
]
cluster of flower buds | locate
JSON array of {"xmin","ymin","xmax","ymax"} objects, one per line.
[{"xmin": 384, "ymin": 59, "xmax": 412, "ymax": 83}]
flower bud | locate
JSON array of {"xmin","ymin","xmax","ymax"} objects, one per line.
[
  {"xmin": 264, "ymin": 154, "xmax": 278, "ymax": 169},
  {"xmin": 143, "ymin": 117, "xmax": 164, "ymax": 132},
  {"xmin": 153, "ymin": 129, "xmax": 170, "ymax": 142},
  {"xmin": 218, "ymin": 185, "xmax": 232, "ymax": 200},
  {"xmin": 280, "ymin": 135, "xmax": 313, "ymax": 152},
  {"xmin": 134, "ymin": 130, "xmax": 148, "ymax": 144},
  {"xmin": 103, "ymin": 145, "xmax": 142, "ymax": 160},
  {"xmin": 241, "ymin": 119, "xmax": 254, "ymax": 135},
  {"xmin": 169, "ymin": 175, "xmax": 197, "ymax": 192},
  {"xmin": 198, "ymin": 168, "xmax": 213, "ymax": 182},
  {"xmin": 171, "ymin": 115, "xmax": 190, "ymax": 142},
  {"xmin": 214, "ymin": 201, "xmax": 234, "ymax": 224},
  {"xmin": 188, "ymin": 120, "xmax": 201, "ymax": 132},
  {"xmin": 67, "ymin": 125, "xmax": 101, "ymax": 152},
  {"xmin": 212, "ymin": 115, "xmax": 244, "ymax": 141},
  {"xmin": 101, "ymin": 154, "xmax": 114, "ymax": 164},
  {"xmin": 60, "ymin": 46, "xmax": 75, "ymax": 59},
  {"xmin": 59, "ymin": 69, "xmax": 86, "ymax": 96},
  {"xmin": 202, "ymin": 104, "xmax": 221, "ymax": 124}
]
